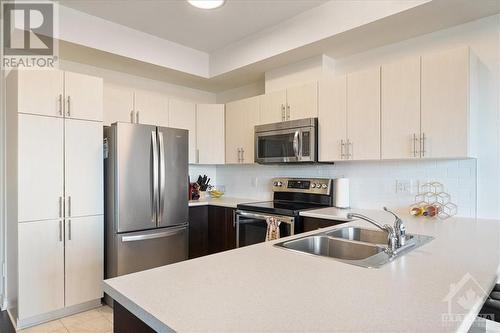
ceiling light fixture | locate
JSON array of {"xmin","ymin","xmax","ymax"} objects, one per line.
[{"xmin": 187, "ymin": 0, "xmax": 225, "ymax": 10}]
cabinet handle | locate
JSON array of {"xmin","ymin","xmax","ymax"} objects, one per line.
[
  {"xmin": 68, "ymin": 220, "xmax": 72, "ymax": 241},
  {"xmin": 68, "ymin": 196, "xmax": 71, "ymax": 217},
  {"xmin": 420, "ymin": 132, "xmax": 426, "ymax": 157},
  {"xmin": 196, "ymin": 149, "xmax": 200, "ymax": 164},
  {"xmin": 136, "ymin": 111, "xmax": 140, "ymax": 123},
  {"xmin": 281, "ymin": 104, "xmax": 285, "ymax": 122},
  {"xmin": 412, "ymin": 133, "xmax": 418, "ymax": 157},
  {"xmin": 66, "ymin": 96, "xmax": 71, "ymax": 117},
  {"xmin": 340, "ymin": 140, "xmax": 345, "ymax": 159},
  {"xmin": 58, "ymin": 94, "xmax": 63, "ymax": 116},
  {"xmin": 58, "ymin": 196, "xmax": 62, "ymax": 218},
  {"xmin": 346, "ymin": 139, "xmax": 352, "ymax": 159},
  {"xmin": 59, "ymin": 220, "xmax": 63, "ymax": 242},
  {"xmin": 241, "ymin": 148, "xmax": 244, "ymax": 163},
  {"xmin": 130, "ymin": 110, "xmax": 135, "ymax": 123},
  {"xmin": 286, "ymin": 104, "xmax": 290, "ymax": 120}
]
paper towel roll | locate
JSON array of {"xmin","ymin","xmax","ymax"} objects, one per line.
[{"xmin": 333, "ymin": 178, "xmax": 350, "ymax": 209}]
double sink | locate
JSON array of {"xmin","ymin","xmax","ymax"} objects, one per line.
[{"xmin": 275, "ymin": 226, "xmax": 433, "ymax": 268}]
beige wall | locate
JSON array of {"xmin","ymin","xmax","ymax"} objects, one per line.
[{"xmin": 60, "ymin": 60, "xmax": 216, "ymax": 104}]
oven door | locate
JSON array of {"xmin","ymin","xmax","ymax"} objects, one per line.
[
  {"xmin": 235, "ymin": 210, "xmax": 295, "ymax": 248},
  {"xmin": 255, "ymin": 127, "xmax": 315, "ymax": 164}
]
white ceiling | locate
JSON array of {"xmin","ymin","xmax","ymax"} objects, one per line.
[{"xmin": 59, "ymin": 0, "xmax": 327, "ymax": 52}]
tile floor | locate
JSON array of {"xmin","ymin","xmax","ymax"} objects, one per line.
[{"xmin": 18, "ymin": 306, "xmax": 113, "ymax": 333}]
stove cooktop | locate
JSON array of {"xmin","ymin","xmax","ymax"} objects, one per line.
[{"xmin": 237, "ymin": 200, "xmax": 327, "ymax": 217}]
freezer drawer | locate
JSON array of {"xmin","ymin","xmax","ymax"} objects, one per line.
[{"xmin": 114, "ymin": 225, "xmax": 188, "ymax": 276}]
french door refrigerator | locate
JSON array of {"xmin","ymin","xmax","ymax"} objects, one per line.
[{"xmin": 104, "ymin": 122, "xmax": 188, "ymax": 280}]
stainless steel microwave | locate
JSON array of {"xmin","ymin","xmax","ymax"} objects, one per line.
[{"xmin": 254, "ymin": 118, "xmax": 318, "ymax": 164}]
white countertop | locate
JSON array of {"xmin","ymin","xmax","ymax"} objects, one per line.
[
  {"xmin": 104, "ymin": 210, "xmax": 500, "ymax": 333},
  {"xmin": 188, "ymin": 196, "xmax": 259, "ymax": 208}
]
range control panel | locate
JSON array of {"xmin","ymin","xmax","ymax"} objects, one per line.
[{"xmin": 272, "ymin": 178, "xmax": 332, "ymax": 195}]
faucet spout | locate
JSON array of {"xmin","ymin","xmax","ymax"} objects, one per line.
[{"xmin": 346, "ymin": 212, "xmax": 398, "ymax": 254}]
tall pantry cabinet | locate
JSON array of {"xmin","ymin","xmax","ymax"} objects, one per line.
[{"xmin": 6, "ymin": 70, "xmax": 104, "ymax": 328}]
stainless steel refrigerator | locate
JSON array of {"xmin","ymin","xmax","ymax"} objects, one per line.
[{"xmin": 104, "ymin": 122, "xmax": 188, "ymax": 280}]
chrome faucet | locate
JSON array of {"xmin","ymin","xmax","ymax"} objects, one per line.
[
  {"xmin": 383, "ymin": 206, "xmax": 406, "ymax": 247},
  {"xmin": 346, "ymin": 207, "xmax": 407, "ymax": 255}
]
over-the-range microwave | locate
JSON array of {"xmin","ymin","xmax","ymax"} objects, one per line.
[{"xmin": 254, "ymin": 118, "xmax": 318, "ymax": 164}]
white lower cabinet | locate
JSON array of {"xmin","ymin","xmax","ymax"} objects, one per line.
[
  {"xmin": 18, "ymin": 216, "xmax": 103, "ymax": 320},
  {"xmin": 65, "ymin": 216, "xmax": 104, "ymax": 307},
  {"xmin": 19, "ymin": 220, "xmax": 65, "ymax": 319}
]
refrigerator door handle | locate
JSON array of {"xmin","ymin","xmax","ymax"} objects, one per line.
[
  {"xmin": 158, "ymin": 131, "xmax": 166, "ymax": 225},
  {"xmin": 151, "ymin": 131, "xmax": 159, "ymax": 225},
  {"xmin": 121, "ymin": 225, "xmax": 187, "ymax": 242}
]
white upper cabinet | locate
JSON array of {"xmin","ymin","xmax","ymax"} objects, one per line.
[
  {"xmin": 134, "ymin": 89, "xmax": 169, "ymax": 127},
  {"xmin": 15, "ymin": 70, "xmax": 64, "ymax": 117},
  {"xmin": 11, "ymin": 70, "xmax": 102, "ymax": 121},
  {"xmin": 258, "ymin": 82, "xmax": 318, "ymax": 125},
  {"xmin": 347, "ymin": 67, "xmax": 381, "ymax": 160},
  {"xmin": 64, "ymin": 72, "xmax": 103, "ymax": 122},
  {"xmin": 65, "ymin": 215, "xmax": 104, "ymax": 307},
  {"xmin": 259, "ymin": 90, "xmax": 286, "ymax": 124},
  {"xmin": 65, "ymin": 119, "xmax": 104, "ymax": 217},
  {"xmin": 286, "ymin": 81, "xmax": 318, "ymax": 121},
  {"xmin": 18, "ymin": 114, "xmax": 64, "ymax": 222},
  {"xmin": 196, "ymin": 104, "xmax": 225, "ymax": 164},
  {"xmin": 381, "ymin": 57, "xmax": 421, "ymax": 159},
  {"xmin": 421, "ymin": 47, "xmax": 475, "ymax": 159},
  {"xmin": 103, "ymin": 83, "xmax": 135, "ymax": 126},
  {"xmin": 318, "ymin": 75, "xmax": 347, "ymax": 162},
  {"xmin": 168, "ymin": 99, "xmax": 197, "ymax": 164},
  {"xmin": 225, "ymin": 96, "xmax": 260, "ymax": 164},
  {"xmin": 18, "ymin": 219, "xmax": 65, "ymax": 320}
]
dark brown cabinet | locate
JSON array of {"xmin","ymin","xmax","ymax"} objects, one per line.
[
  {"xmin": 302, "ymin": 217, "xmax": 346, "ymax": 232},
  {"xmin": 188, "ymin": 206, "xmax": 208, "ymax": 259},
  {"xmin": 189, "ymin": 205, "xmax": 236, "ymax": 259}
]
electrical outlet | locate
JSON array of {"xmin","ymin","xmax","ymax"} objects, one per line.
[{"xmin": 395, "ymin": 180, "xmax": 411, "ymax": 194}]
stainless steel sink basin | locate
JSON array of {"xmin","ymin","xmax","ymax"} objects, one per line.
[
  {"xmin": 326, "ymin": 227, "xmax": 389, "ymax": 244},
  {"xmin": 282, "ymin": 235, "xmax": 384, "ymax": 260},
  {"xmin": 275, "ymin": 227, "xmax": 433, "ymax": 268},
  {"xmin": 326, "ymin": 227, "xmax": 415, "ymax": 245}
]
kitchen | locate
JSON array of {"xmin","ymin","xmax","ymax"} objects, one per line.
[{"xmin": 1, "ymin": 0, "xmax": 500, "ymax": 332}]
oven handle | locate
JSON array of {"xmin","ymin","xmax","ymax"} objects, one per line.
[
  {"xmin": 235, "ymin": 210, "xmax": 295, "ymax": 248},
  {"xmin": 235, "ymin": 210, "xmax": 295, "ymax": 225}
]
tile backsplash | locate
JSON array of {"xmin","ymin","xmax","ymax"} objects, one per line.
[{"xmin": 191, "ymin": 159, "xmax": 477, "ymax": 218}]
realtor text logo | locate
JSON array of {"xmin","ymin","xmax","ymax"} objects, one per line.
[{"xmin": 2, "ymin": 1, "xmax": 58, "ymax": 69}]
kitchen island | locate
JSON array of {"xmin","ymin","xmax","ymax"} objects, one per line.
[{"xmin": 104, "ymin": 209, "xmax": 500, "ymax": 332}]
